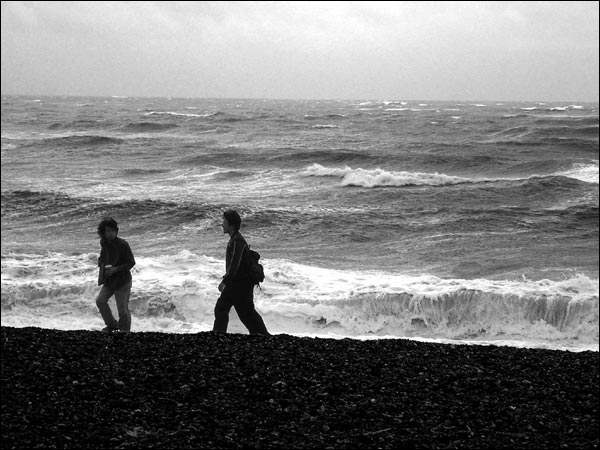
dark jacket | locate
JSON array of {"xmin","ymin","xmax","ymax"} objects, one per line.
[
  {"xmin": 97, "ymin": 237, "xmax": 136, "ymax": 290},
  {"xmin": 222, "ymin": 231, "xmax": 249, "ymax": 286}
]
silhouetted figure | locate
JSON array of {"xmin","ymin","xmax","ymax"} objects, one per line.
[
  {"xmin": 213, "ymin": 209, "xmax": 269, "ymax": 335},
  {"xmin": 95, "ymin": 217, "xmax": 136, "ymax": 333}
]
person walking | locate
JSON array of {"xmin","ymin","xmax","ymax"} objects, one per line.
[
  {"xmin": 213, "ymin": 209, "xmax": 269, "ymax": 335},
  {"xmin": 95, "ymin": 217, "xmax": 136, "ymax": 333}
]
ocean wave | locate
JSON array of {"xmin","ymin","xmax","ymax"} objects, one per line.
[
  {"xmin": 120, "ymin": 122, "xmax": 179, "ymax": 132},
  {"xmin": 1, "ymin": 190, "xmax": 89, "ymax": 218},
  {"xmin": 258, "ymin": 263, "xmax": 599, "ymax": 350},
  {"xmin": 303, "ymin": 114, "xmax": 346, "ymax": 120},
  {"xmin": 555, "ymin": 162, "xmax": 599, "ymax": 184},
  {"xmin": 301, "ymin": 163, "xmax": 599, "ymax": 188},
  {"xmin": 0, "ymin": 190, "xmax": 219, "ymax": 227},
  {"xmin": 120, "ymin": 168, "xmax": 173, "ymax": 176},
  {"xmin": 197, "ymin": 111, "xmax": 256, "ymax": 123},
  {"xmin": 48, "ymin": 120, "xmax": 109, "ymax": 130},
  {"xmin": 266, "ymin": 149, "xmax": 373, "ymax": 166},
  {"xmin": 178, "ymin": 152, "xmax": 261, "ymax": 168},
  {"xmin": 532, "ymin": 116, "xmax": 599, "ymax": 126},
  {"xmin": 143, "ymin": 111, "xmax": 217, "ymax": 119},
  {"xmin": 302, "ymin": 164, "xmax": 474, "ymax": 188},
  {"xmin": 330, "ymin": 287, "xmax": 596, "ymax": 335},
  {"xmin": 1, "ymin": 251, "xmax": 597, "ymax": 350},
  {"xmin": 177, "ymin": 146, "xmax": 377, "ymax": 170},
  {"xmin": 481, "ymin": 125, "xmax": 598, "ymax": 151},
  {"xmin": 29, "ymin": 135, "xmax": 125, "ymax": 147},
  {"xmin": 497, "ymin": 160, "xmax": 599, "ymax": 185}
]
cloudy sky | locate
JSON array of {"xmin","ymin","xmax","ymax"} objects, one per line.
[{"xmin": 1, "ymin": 1, "xmax": 598, "ymax": 101}]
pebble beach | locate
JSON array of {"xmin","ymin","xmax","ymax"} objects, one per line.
[{"xmin": 2, "ymin": 326, "xmax": 598, "ymax": 449}]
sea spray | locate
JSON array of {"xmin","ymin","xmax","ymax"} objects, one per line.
[{"xmin": 1, "ymin": 251, "xmax": 597, "ymax": 350}]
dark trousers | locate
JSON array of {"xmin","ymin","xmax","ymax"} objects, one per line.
[
  {"xmin": 213, "ymin": 282, "xmax": 269, "ymax": 335},
  {"xmin": 96, "ymin": 280, "xmax": 132, "ymax": 332}
]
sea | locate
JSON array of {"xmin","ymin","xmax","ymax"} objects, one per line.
[{"xmin": 1, "ymin": 95, "xmax": 598, "ymax": 352}]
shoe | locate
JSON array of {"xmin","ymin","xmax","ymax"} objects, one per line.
[{"xmin": 102, "ymin": 326, "xmax": 118, "ymax": 334}]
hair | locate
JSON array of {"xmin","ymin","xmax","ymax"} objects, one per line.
[
  {"xmin": 223, "ymin": 209, "xmax": 242, "ymax": 232},
  {"xmin": 97, "ymin": 217, "xmax": 119, "ymax": 237}
]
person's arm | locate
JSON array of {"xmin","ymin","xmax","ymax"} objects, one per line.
[
  {"xmin": 98, "ymin": 244, "xmax": 105, "ymax": 267},
  {"xmin": 118, "ymin": 241, "xmax": 136, "ymax": 271},
  {"xmin": 97, "ymin": 245, "xmax": 106, "ymax": 285}
]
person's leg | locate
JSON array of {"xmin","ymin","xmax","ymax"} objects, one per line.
[
  {"xmin": 114, "ymin": 280, "xmax": 132, "ymax": 332},
  {"xmin": 213, "ymin": 288, "xmax": 235, "ymax": 332},
  {"xmin": 95, "ymin": 285, "xmax": 118, "ymax": 330},
  {"xmin": 234, "ymin": 284, "xmax": 269, "ymax": 335}
]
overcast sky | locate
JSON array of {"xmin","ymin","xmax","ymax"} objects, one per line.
[{"xmin": 1, "ymin": 1, "xmax": 598, "ymax": 102}]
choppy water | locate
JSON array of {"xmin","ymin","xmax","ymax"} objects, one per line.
[{"xmin": 1, "ymin": 96, "xmax": 598, "ymax": 351}]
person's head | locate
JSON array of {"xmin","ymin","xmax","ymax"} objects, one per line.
[
  {"xmin": 222, "ymin": 209, "xmax": 241, "ymax": 234},
  {"xmin": 97, "ymin": 217, "xmax": 119, "ymax": 241}
]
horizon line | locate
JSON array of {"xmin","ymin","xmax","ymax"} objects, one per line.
[{"xmin": 2, "ymin": 92, "xmax": 599, "ymax": 105}]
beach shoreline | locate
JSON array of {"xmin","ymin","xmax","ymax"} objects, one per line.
[{"xmin": 2, "ymin": 326, "xmax": 598, "ymax": 449}]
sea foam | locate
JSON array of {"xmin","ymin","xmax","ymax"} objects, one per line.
[{"xmin": 2, "ymin": 251, "xmax": 597, "ymax": 351}]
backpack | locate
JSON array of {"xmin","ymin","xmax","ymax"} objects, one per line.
[{"xmin": 244, "ymin": 245, "xmax": 265, "ymax": 286}]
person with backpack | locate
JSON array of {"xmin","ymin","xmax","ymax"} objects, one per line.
[{"xmin": 213, "ymin": 209, "xmax": 269, "ymax": 335}]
